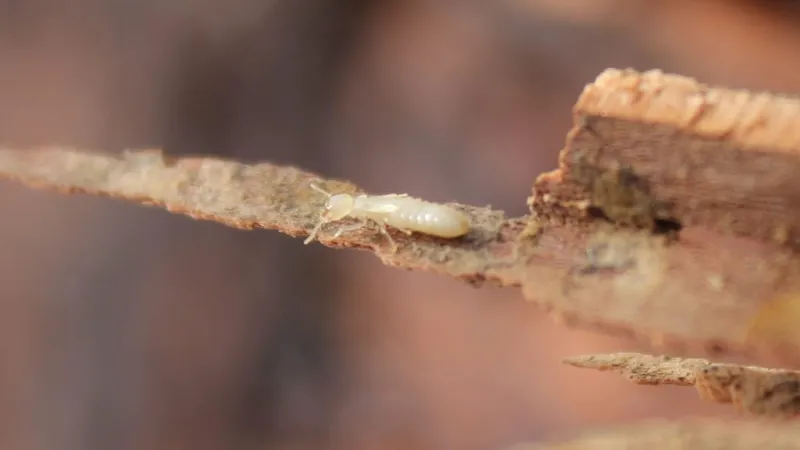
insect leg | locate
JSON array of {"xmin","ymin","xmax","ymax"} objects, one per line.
[
  {"xmin": 331, "ymin": 220, "xmax": 367, "ymax": 239},
  {"xmin": 376, "ymin": 221, "xmax": 398, "ymax": 253},
  {"xmin": 304, "ymin": 219, "xmax": 326, "ymax": 245}
]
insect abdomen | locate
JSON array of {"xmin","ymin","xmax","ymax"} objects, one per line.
[{"xmin": 392, "ymin": 198, "xmax": 470, "ymax": 237}]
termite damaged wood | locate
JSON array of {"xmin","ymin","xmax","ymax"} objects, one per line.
[
  {"xmin": 563, "ymin": 352, "xmax": 800, "ymax": 419},
  {"xmin": 1, "ymin": 69, "xmax": 800, "ymax": 369},
  {"xmin": 525, "ymin": 68, "xmax": 800, "ymax": 369},
  {"xmin": 532, "ymin": 67, "xmax": 800, "ymax": 248}
]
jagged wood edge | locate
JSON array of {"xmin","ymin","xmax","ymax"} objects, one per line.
[
  {"xmin": 0, "ymin": 147, "xmax": 523, "ymax": 286},
  {"xmin": 533, "ymin": 67, "xmax": 800, "ymax": 242},
  {"xmin": 581, "ymin": 68, "xmax": 800, "ymax": 151},
  {"xmin": 563, "ymin": 352, "xmax": 800, "ymax": 418},
  {"xmin": 562, "ymin": 352, "xmax": 707, "ymax": 386}
]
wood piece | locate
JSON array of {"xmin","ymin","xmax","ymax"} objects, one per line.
[
  {"xmin": 532, "ymin": 68, "xmax": 800, "ymax": 246},
  {"xmin": 3, "ymin": 69, "xmax": 800, "ymax": 368},
  {"xmin": 565, "ymin": 352, "xmax": 800, "ymax": 419},
  {"xmin": 562, "ymin": 353, "xmax": 706, "ymax": 386},
  {"xmin": 526, "ymin": 68, "xmax": 800, "ymax": 367}
]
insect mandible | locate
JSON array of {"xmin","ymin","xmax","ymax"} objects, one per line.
[{"xmin": 303, "ymin": 182, "xmax": 470, "ymax": 251}]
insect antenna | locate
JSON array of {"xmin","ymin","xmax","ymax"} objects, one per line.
[{"xmin": 309, "ymin": 182, "xmax": 332, "ymax": 198}]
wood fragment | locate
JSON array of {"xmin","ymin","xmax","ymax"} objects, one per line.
[
  {"xmin": 3, "ymin": 69, "xmax": 800, "ymax": 368},
  {"xmin": 696, "ymin": 363, "xmax": 800, "ymax": 418},
  {"xmin": 0, "ymin": 147, "xmax": 518, "ymax": 285},
  {"xmin": 532, "ymin": 68, "xmax": 800, "ymax": 246},
  {"xmin": 562, "ymin": 353, "xmax": 706, "ymax": 386},
  {"xmin": 564, "ymin": 352, "xmax": 800, "ymax": 418},
  {"xmin": 509, "ymin": 419, "xmax": 800, "ymax": 450}
]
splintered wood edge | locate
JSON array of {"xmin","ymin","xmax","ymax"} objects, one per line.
[
  {"xmin": 509, "ymin": 419, "xmax": 800, "ymax": 450},
  {"xmin": 562, "ymin": 353, "xmax": 707, "ymax": 386},
  {"xmin": 577, "ymin": 68, "xmax": 800, "ymax": 152},
  {"xmin": 564, "ymin": 352, "xmax": 800, "ymax": 418},
  {"xmin": 0, "ymin": 146, "xmax": 523, "ymax": 285}
]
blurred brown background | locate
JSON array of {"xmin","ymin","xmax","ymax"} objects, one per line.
[{"xmin": 1, "ymin": 1, "xmax": 800, "ymax": 449}]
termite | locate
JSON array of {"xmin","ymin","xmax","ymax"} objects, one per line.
[{"xmin": 303, "ymin": 182, "xmax": 470, "ymax": 251}]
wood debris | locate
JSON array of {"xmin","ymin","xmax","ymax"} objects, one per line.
[
  {"xmin": 562, "ymin": 353, "xmax": 706, "ymax": 386},
  {"xmin": 565, "ymin": 352, "xmax": 800, "ymax": 418}
]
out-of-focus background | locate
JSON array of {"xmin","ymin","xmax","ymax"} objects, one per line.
[{"xmin": 2, "ymin": 1, "xmax": 800, "ymax": 449}]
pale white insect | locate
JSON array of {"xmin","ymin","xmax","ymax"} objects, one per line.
[{"xmin": 303, "ymin": 182, "xmax": 470, "ymax": 251}]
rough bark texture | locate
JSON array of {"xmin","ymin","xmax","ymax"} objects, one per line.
[
  {"xmin": 532, "ymin": 68, "xmax": 800, "ymax": 245},
  {"xmin": 2, "ymin": 68, "xmax": 800, "ymax": 375},
  {"xmin": 528, "ymin": 68, "xmax": 800, "ymax": 369},
  {"xmin": 562, "ymin": 353, "xmax": 707, "ymax": 386}
]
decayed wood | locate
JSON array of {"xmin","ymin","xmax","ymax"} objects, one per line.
[
  {"xmin": 0, "ymin": 147, "xmax": 521, "ymax": 286},
  {"xmin": 564, "ymin": 352, "xmax": 800, "ymax": 419},
  {"xmin": 526, "ymin": 68, "xmax": 800, "ymax": 368},
  {"xmin": 2, "ymin": 69, "xmax": 800, "ymax": 369},
  {"xmin": 562, "ymin": 353, "xmax": 706, "ymax": 386},
  {"xmin": 532, "ymin": 67, "xmax": 800, "ymax": 244}
]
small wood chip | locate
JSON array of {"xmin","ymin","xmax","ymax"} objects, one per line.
[{"xmin": 565, "ymin": 352, "xmax": 800, "ymax": 418}]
